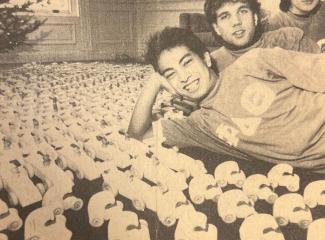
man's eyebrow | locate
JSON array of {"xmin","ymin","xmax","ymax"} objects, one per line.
[
  {"xmin": 160, "ymin": 53, "xmax": 191, "ymax": 76},
  {"xmin": 161, "ymin": 68, "xmax": 173, "ymax": 76},
  {"xmin": 179, "ymin": 53, "xmax": 191, "ymax": 64},
  {"xmin": 238, "ymin": 5, "xmax": 250, "ymax": 11},
  {"xmin": 217, "ymin": 10, "xmax": 229, "ymax": 18}
]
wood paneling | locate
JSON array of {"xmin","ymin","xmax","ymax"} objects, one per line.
[
  {"xmin": 135, "ymin": 0, "xmax": 205, "ymax": 57},
  {"xmin": 0, "ymin": 0, "xmax": 206, "ymax": 64},
  {"xmin": 89, "ymin": 0, "xmax": 135, "ymax": 59}
]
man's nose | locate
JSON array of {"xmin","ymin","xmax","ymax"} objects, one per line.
[
  {"xmin": 232, "ymin": 14, "xmax": 242, "ymax": 27},
  {"xmin": 180, "ymin": 73, "xmax": 191, "ymax": 84}
]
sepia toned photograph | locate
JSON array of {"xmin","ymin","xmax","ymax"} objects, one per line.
[{"xmin": 0, "ymin": 0, "xmax": 325, "ymax": 239}]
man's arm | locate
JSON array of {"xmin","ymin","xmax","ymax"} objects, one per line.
[
  {"xmin": 127, "ymin": 72, "xmax": 178, "ymax": 140},
  {"xmin": 299, "ymin": 33, "xmax": 321, "ymax": 53},
  {"xmin": 243, "ymin": 48, "xmax": 325, "ymax": 92}
]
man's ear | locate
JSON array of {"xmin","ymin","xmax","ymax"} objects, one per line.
[
  {"xmin": 254, "ymin": 13, "xmax": 258, "ymax": 26},
  {"xmin": 203, "ymin": 52, "xmax": 212, "ymax": 67},
  {"xmin": 212, "ymin": 23, "xmax": 221, "ymax": 35}
]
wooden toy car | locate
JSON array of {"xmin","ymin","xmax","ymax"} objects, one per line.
[
  {"xmin": 0, "ymin": 153, "xmax": 42, "ymax": 207},
  {"xmin": 102, "ymin": 169, "xmax": 156, "ymax": 212},
  {"xmin": 242, "ymin": 174, "xmax": 278, "ymax": 204},
  {"xmin": 24, "ymin": 206, "xmax": 72, "ymax": 240},
  {"xmin": 218, "ymin": 189, "xmax": 256, "ymax": 223},
  {"xmin": 107, "ymin": 211, "xmax": 150, "ymax": 240},
  {"xmin": 153, "ymin": 145, "xmax": 206, "ymax": 178},
  {"xmin": 88, "ymin": 190, "xmax": 116, "ymax": 227},
  {"xmin": 214, "ymin": 161, "xmax": 246, "ymax": 188},
  {"xmin": 268, "ymin": 163, "xmax": 300, "ymax": 192},
  {"xmin": 104, "ymin": 129, "xmax": 151, "ymax": 158},
  {"xmin": 0, "ymin": 233, "xmax": 7, "ymax": 240},
  {"xmin": 130, "ymin": 155, "xmax": 188, "ymax": 192},
  {"xmin": 175, "ymin": 211, "xmax": 217, "ymax": 240},
  {"xmin": 155, "ymin": 188, "xmax": 195, "ymax": 227},
  {"xmin": 303, "ymin": 180, "xmax": 325, "ymax": 208},
  {"xmin": 42, "ymin": 185, "xmax": 83, "ymax": 215},
  {"xmin": 82, "ymin": 135, "xmax": 132, "ymax": 169},
  {"xmin": 240, "ymin": 214, "xmax": 284, "ymax": 240},
  {"xmin": 0, "ymin": 199, "xmax": 22, "ymax": 232},
  {"xmin": 307, "ymin": 218, "xmax": 325, "ymax": 240},
  {"xmin": 24, "ymin": 151, "xmax": 75, "ymax": 195},
  {"xmin": 56, "ymin": 142, "xmax": 101, "ymax": 181},
  {"xmin": 189, "ymin": 173, "xmax": 222, "ymax": 204},
  {"xmin": 273, "ymin": 193, "xmax": 312, "ymax": 229}
]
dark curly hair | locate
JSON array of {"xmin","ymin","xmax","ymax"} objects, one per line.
[
  {"xmin": 204, "ymin": 0, "xmax": 261, "ymax": 24},
  {"xmin": 279, "ymin": 0, "xmax": 321, "ymax": 14},
  {"xmin": 145, "ymin": 27, "xmax": 218, "ymax": 74},
  {"xmin": 204, "ymin": 0, "xmax": 263, "ymax": 48}
]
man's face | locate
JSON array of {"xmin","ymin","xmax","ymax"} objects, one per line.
[
  {"xmin": 158, "ymin": 46, "xmax": 216, "ymax": 101},
  {"xmin": 290, "ymin": 0, "xmax": 319, "ymax": 15},
  {"xmin": 212, "ymin": 1, "xmax": 257, "ymax": 47}
]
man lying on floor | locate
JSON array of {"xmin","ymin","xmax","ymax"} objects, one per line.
[{"xmin": 128, "ymin": 27, "xmax": 325, "ymax": 173}]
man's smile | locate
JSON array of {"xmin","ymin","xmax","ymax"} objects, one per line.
[
  {"xmin": 183, "ymin": 79, "xmax": 200, "ymax": 92},
  {"xmin": 233, "ymin": 29, "xmax": 246, "ymax": 38}
]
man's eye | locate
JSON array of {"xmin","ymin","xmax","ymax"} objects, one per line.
[
  {"xmin": 218, "ymin": 14, "xmax": 229, "ymax": 20},
  {"xmin": 165, "ymin": 72, "xmax": 176, "ymax": 80},
  {"xmin": 239, "ymin": 8, "xmax": 249, "ymax": 14},
  {"xmin": 183, "ymin": 58, "xmax": 192, "ymax": 66}
]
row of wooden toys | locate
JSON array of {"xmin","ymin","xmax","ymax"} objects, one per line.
[
  {"xmin": 2, "ymin": 62, "xmax": 325, "ymax": 240},
  {"xmin": 3, "ymin": 107, "xmax": 325, "ymax": 240}
]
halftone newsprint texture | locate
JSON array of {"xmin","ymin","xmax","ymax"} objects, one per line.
[{"xmin": 0, "ymin": 1, "xmax": 325, "ymax": 240}]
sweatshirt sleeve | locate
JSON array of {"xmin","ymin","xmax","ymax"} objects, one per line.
[
  {"xmin": 158, "ymin": 113, "xmax": 252, "ymax": 160},
  {"xmin": 299, "ymin": 32, "xmax": 321, "ymax": 53},
  {"xmin": 243, "ymin": 48, "xmax": 325, "ymax": 92},
  {"xmin": 263, "ymin": 27, "xmax": 320, "ymax": 53}
]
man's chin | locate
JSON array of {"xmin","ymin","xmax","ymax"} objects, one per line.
[{"xmin": 224, "ymin": 40, "xmax": 250, "ymax": 50}]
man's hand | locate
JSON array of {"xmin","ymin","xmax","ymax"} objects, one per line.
[
  {"xmin": 171, "ymin": 96, "xmax": 200, "ymax": 116},
  {"xmin": 150, "ymin": 72, "xmax": 178, "ymax": 95}
]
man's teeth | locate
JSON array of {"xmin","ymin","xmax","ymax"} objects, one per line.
[
  {"xmin": 233, "ymin": 30, "xmax": 245, "ymax": 36},
  {"xmin": 184, "ymin": 79, "xmax": 199, "ymax": 92}
]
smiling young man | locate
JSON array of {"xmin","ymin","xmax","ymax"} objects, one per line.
[
  {"xmin": 128, "ymin": 27, "xmax": 325, "ymax": 173},
  {"xmin": 267, "ymin": 0, "xmax": 325, "ymax": 42},
  {"xmin": 204, "ymin": 0, "xmax": 320, "ymax": 72}
]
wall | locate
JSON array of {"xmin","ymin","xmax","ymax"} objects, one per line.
[
  {"xmin": 0, "ymin": 0, "xmax": 85, "ymax": 64},
  {"xmin": 135, "ymin": 0, "xmax": 205, "ymax": 58},
  {"xmin": 0, "ymin": 0, "xmax": 284, "ymax": 64},
  {"xmin": 88, "ymin": 0, "xmax": 135, "ymax": 60},
  {"xmin": 0, "ymin": 0, "xmax": 136, "ymax": 64}
]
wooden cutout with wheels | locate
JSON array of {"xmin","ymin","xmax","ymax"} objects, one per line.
[
  {"xmin": 218, "ymin": 189, "xmax": 256, "ymax": 224},
  {"xmin": 0, "ymin": 198, "xmax": 22, "ymax": 232},
  {"xmin": 88, "ymin": 191, "xmax": 116, "ymax": 227},
  {"xmin": 189, "ymin": 173, "xmax": 222, "ymax": 205},
  {"xmin": 24, "ymin": 206, "xmax": 72, "ymax": 240},
  {"xmin": 214, "ymin": 161, "xmax": 246, "ymax": 188},
  {"xmin": 303, "ymin": 180, "xmax": 325, "ymax": 208},
  {"xmin": 268, "ymin": 163, "xmax": 300, "ymax": 192},
  {"xmin": 239, "ymin": 214, "xmax": 284, "ymax": 240},
  {"xmin": 42, "ymin": 185, "xmax": 83, "ymax": 215},
  {"xmin": 273, "ymin": 193, "xmax": 312, "ymax": 229},
  {"xmin": 56, "ymin": 142, "xmax": 101, "ymax": 181},
  {"xmin": 0, "ymin": 152, "xmax": 42, "ymax": 207},
  {"xmin": 131, "ymin": 155, "xmax": 188, "ymax": 192},
  {"xmin": 243, "ymin": 174, "xmax": 278, "ymax": 204},
  {"xmin": 175, "ymin": 211, "xmax": 217, "ymax": 240},
  {"xmin": 107, "ymin": 210, "xmax": 150, "ymax": 240}
]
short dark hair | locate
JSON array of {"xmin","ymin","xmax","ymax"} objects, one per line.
[
  {"xmin": 145, "ymin": 27, "xmax": 214, "ymax": 72},
  {"xmin": 204, "ymin": 0, "xmax": 261, "ymax": 24},
  {"xmin": 279, "ymin": 0, "xmax": 321, "ymax": 13},
  {"xmin": 204, "ymin": 0, "xmax": 262, "ymax": 46},
  {"xmin": 279, "ymin": 0, "xmax": 291, "ymax": 12}
]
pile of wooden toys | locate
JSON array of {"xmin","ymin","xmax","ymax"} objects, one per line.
[{"xmin": 0, "ymin": 62, "xmax": 325, "ymax": 240}]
